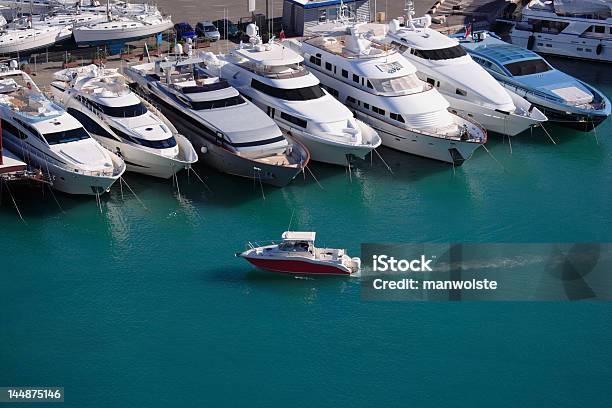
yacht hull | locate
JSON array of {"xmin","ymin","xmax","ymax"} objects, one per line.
[
  {"xmin": 149, "ymin": 95, "xmax": 306, "ymax": 187},
  {"xmin": 90, "ymin": 134, "xmax": 195, "ymax": 179},
  {"xmin": 0, "ymin": 28, "xmax": 68, "ymax": 54},
  {"xmin": 530, "ymin": 104, "xmax": 609, "ymax": 131},
  {"xmin": 241, "ymin": 255, "xmax": 353, "ymax": 275},
  {"xmin": 284, "ymin": 127, "xmax": 375, "ymax": 166},
  {"xmin": 497, "ymin": 82, "xmax": 610, "ymax": 131},
  {"xmin": 445, "ymin": 95, "xmax": 545, "ymax": 136},
  {"xmin": 2, "ymin": 137, "xmax": 123, "ymax": 195},
  {"xmin": 510, "ymin": 29, "xmax": 612, "ymax": 64},
  {"xmin": 72, "ymin": 21, "xmax": 173, "ymax": 46},
  {"xmin": 354, "ymin": 113, "xmax": 482, "ymax": 166}
]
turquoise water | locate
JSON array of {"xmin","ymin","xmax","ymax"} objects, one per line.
[{"xmin": 1, "ymin": 58, "xmax": 611, "ymax": 407}]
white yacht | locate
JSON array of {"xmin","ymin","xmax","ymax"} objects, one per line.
[
  {"xmin": 50, "ymin": 64, "xmax": 197, "ymax": 179},
  {"xmin": 379, "ymin": 9, "xmax": 547, "ymax": 136},
  {"xmin": 0, "ymin": 0, "xmax": 151, "ymax": 18},
  {"xmin": 0, "ymin": 62, "xmax": 125, "ymax": 195},
  {"xmin": 126, "ymin": 55, "xmax": 310, "ymax": 187},
  {"xmin": 198, "ymin": 24, "xmax": 381, "ymax": 167},
  {"xmin": 509, "ymin": 0, "xmax": 612, "ymax": 63},
  {"xmin": 458, "ymin": 31, "xmax": 611, "ymax": 130},
  {"xmin": 72, "ymin": 3, "xmax": 173, "ymax": 46},
  {"xmin": 0, "ymin": 18, "xmax": 68, "ymax": 54},
  {"xmin": 285, "ymin": 24, "xmax": 487, "ymax": 166}
]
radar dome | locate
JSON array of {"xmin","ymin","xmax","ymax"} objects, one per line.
[{"xmin": 246, "ymin": 23, "xmax": 258, "ymax": 37}]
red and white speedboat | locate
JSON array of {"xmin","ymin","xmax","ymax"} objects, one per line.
[{"xmin": 237, "ymin": 231, "xmax": 361, "ymax": 276}]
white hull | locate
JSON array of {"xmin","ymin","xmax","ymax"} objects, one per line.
[
  {"xmin": 94, "ymin": 133, "xmax": 195, "ymax": 179},
  {"xmin": 511, "ymin": 29, "xmax": 612, "ymax": 63},
  {"xmin": 0, "ymin": 27, "xmax": 66, "ymax": 54},
  {"xmin": 281, "ymin": 121, "xmax": 377, "ymax": 166},
  {"xmin": 357, "ymin": 113, "xmax": 482, "ymax": 165},
  {"xmin": 2, "ymin": 137, "xmax": 124, "ymax": 195},
  {"xmin": 445, "ymin": 94, "xmax": 545, "ymax": 136},
  {"xmin": 73, "ymin": 20, "xmax": 173, "ymax": 45}
]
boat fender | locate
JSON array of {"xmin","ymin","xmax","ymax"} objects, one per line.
[
  {"xmin": 200, "ymin": 146, "xmax": 208, "ymax": 154},
  {"xmin": 596, "ymin": 43, "xmax": 603, "ymax": 55},
  {"xmin": 527, "ymin": 35, "xmax": 535, "ymax": 50}
]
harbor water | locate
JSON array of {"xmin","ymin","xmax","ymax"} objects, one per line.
[{"xmin": 1, "ymin": 58, "xmax": 611, "ymax": 406}]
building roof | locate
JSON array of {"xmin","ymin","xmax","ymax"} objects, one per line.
[{"xmin": 282, "ymin": 231, "xmax": 316, "ymax": 241}]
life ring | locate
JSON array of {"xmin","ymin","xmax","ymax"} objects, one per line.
[
  {"xmin": 527, "ymin": 35, "xmax": 535, "ymax": 50},
  {"xmin": 596, "ymin": 43, "xmax": 603, "ymax": 55}
]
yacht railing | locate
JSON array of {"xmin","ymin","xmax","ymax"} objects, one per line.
[{"xmin": 238, "ymin": 62, "xmax": 310, "ymax": 80}]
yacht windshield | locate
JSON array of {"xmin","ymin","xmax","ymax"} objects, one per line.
[
  {"xmin": 189, "ymin": 95, "xmax": 246, "ymax": 110},
  {"xmin": 92, "ymin": 101, "xmax": 148, "ymax": 117},
  {"xmin": 369, "ymin": 75, "xmax": 423, "ymax": 93},
  {"xmin": 110, "ymin": 126, "xmax": 177, "ymax": 149},
  {"xmin": 412, "ymin": 45, "xmax": 467, "ymax": 60},
  {"xmin": 131, "ymin": 136, "xmax": 177, "ymax": 149},
  {"xmin": 43, "ymin": 127, "xmax": 90, "ymax": 145},
  {"xmin": 503, "ymin": 59, "xmax": 552, "ymax": 76},
  {"xmin": 251, "ymin": 79, "xmax": 325, "ymax": 101}
]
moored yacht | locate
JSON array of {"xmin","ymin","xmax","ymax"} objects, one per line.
[
  {"xmin": 126, "ymin": 55, "xmax": 310, "ymax": 187},
  {"xmin": 285, "ymin": 24, "xmax": 487, "ymax": 166},
  {"xmin": 509, "ymin": 0, "xmax": 612, "ymax": 63},
  {"xmin": 0, "ymin": 19, "xmax": 68, "ymax": 54},
  {"xmin": 378, "ymin": 6, "xmax": 547, "ymax": 136},
  {"xmin": 50, "ymin": 64, "xmax": 198, "ymax": 179},
  {"xmin": 237, "ymin": 231, "xmax": 361, "ymax": 276},
  {"xmin": 0, "ymin": 61, "xmax": 125, "ymax": 195},
  {"xmin": 457, "ymin": 31, "xmax": 611, "ymax": 130},
  {"xmin": 198, "ymin": 24, "xmax": 381, "ymax": 167},
  {"xmin": 71, "ymin": 3, "xmax": 173, "ymax": 46}
]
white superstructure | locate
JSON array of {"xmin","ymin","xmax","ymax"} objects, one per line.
[
  {"xmin": 199, "ymin": 24, "xmax": 381, "ymax": 167},
  {"xmin": 50, "ymin": 64, "xmax": 197, "ymax": 179},
  {"xmin": 285, "ymin": 22, "xmax": 487, "ymax": 166},
  {"xmin": 0, "ymin": 61, "xmax": 124, "ymax": 195},
  {"xmin": 509, "ymin": 0, "xmax": 612, "ymax": 62},
  {"xmin": 380, "ymin": 9, "xmax": 547, "ymax": 136}
]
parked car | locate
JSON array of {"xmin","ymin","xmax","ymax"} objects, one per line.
[
  {"xmin": 211, "ymin": 19, "xmax": 242, "ymax": 39},
  {"xmin": 195, "ymin": 21, "xmax": 221, "ymax": 41},
  {"xmin": 174, "ymin": 22, "xmax": 197, "ymax": 41}
]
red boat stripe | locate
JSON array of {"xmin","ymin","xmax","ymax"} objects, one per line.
[{"xmin": 245, "ymin": 257, "xmax": 351, "ymax": 275}]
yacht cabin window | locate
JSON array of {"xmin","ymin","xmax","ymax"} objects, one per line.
[
  {"xmin": 43, "ymin": 127, "xmax": 91, "ymax": 145},
  {"xmin": 368, "ymin": 75, "xmax": 423, "ymax": 94},
  {"xmin": 91, "ymin": 101, "xmax": 147, "ymax": 118},
  {"xmin": 280, "ymin": 112, "xmax": 307, "ymax": 128},
  {"xmin": 309, "ymin": 55, "xmax": 322, "ymax": 66},
  {"xmin": 411, "ymin": 45, "xmax": 467, "ymax": 60},
  {"xmin": 251, "ymin": 79, "xmax": 325, "ymax": 101},
  {"xmin": 390, "ymin": 112, "xmax": 405, "ymax": 123},
  {"xmin": 504, "ymin": 59, "xmax": 552, "ymax": 76},
  {"xmin": 188, "ymin": 95, "xmax": 246, "ymax": 110},
  {"xmin": 341, "ymin": 69, "xmax": 348, "ymax": 78},
  {"xmin": 371, "ymin": 106, "xmax": 385, "ymax": 116},
  {"xmin": 353, "ymin": 74, "xmax": 360, "ymax": 83},
  {"xmin": 111, "ymin": 126, "xmax": 177, "ymax": 149}
]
